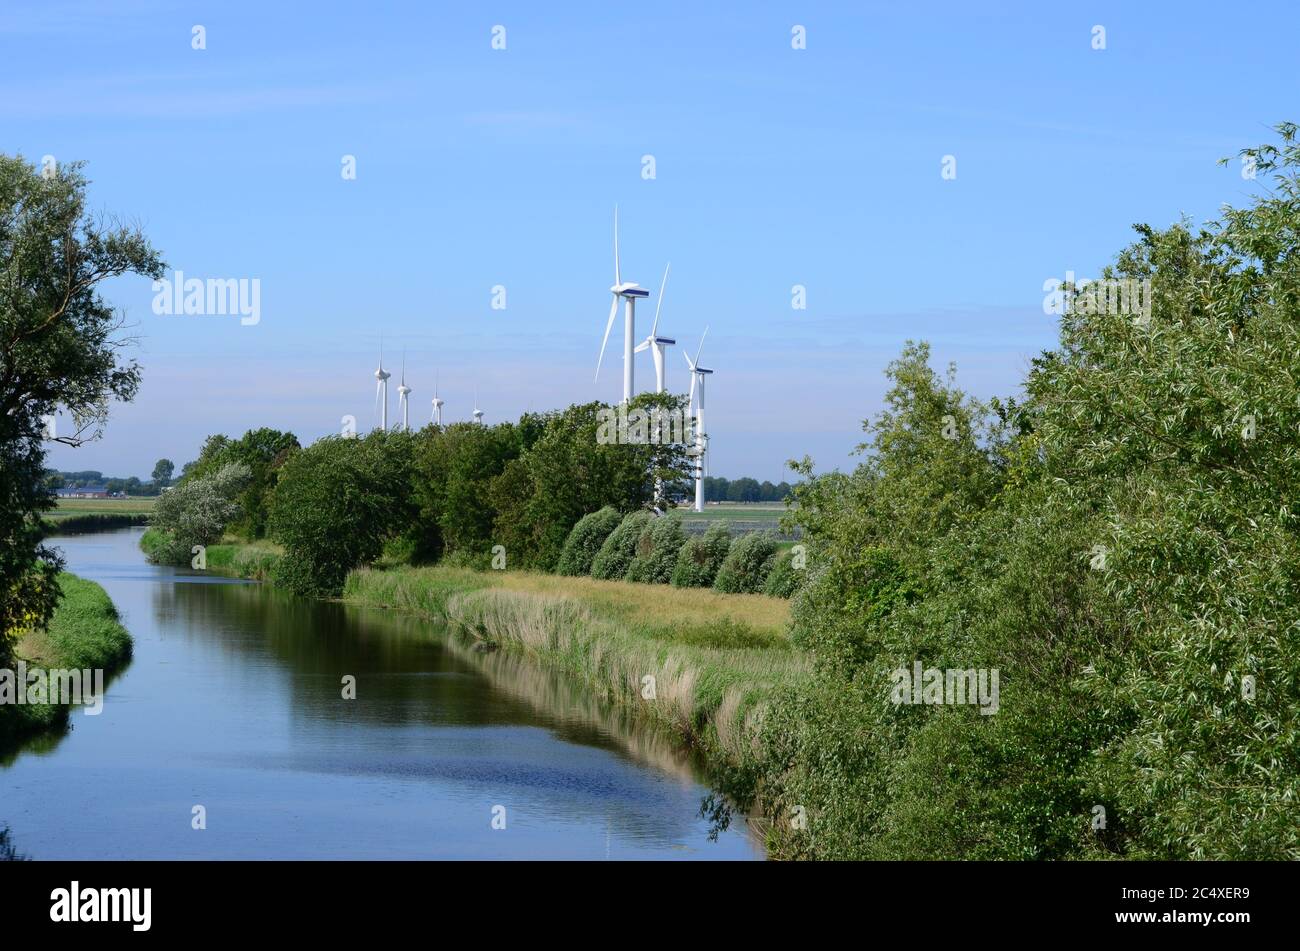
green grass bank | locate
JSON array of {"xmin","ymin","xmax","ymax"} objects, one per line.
[
  {"xmin": 167, "ymin": 535, "xmax": 803, "ymax": 770},
  {"xmin": 343, "ymin": 565, "xmax": 805, "ymax": 761},
  {"xmin": 0, "ymin": 573, "xmax": 133, "ymax": 754},
  {"xmin": 42, "ymin": 498, "xmax": 155, "ymax": 535}
]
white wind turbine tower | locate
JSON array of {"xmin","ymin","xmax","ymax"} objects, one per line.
[
  {"xmin": 634, "ymin": 263, "xmax": 675, "ymax": 393},
  {"xmin": 683, "ymin": 328, "xmax": 714, "ymax": 513},
  {"xmin": 397, "ymin": 353, "xmax": 412, "ymax": 432},
  {"xmin": 472, "ymin": 387, "xmax": 484, "ymax": 425},
  {"xmin": 374, "ymin": 342, "xmax": 391, "ymax": 431},
  {"xmin": 596, "ymin": 205, "xmax": 649, "ymax": 404},
  {"xmin": 430, "ymin": 374, "xmax": 444, "ymax": 426}
]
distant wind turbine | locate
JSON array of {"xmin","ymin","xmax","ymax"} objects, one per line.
[
  {"xmin": 397, "ymin": 352, "xmax": 412, "ymax": 432},
  {"xmin": 374, "ymin": 340, "xmax": 391, "ymax": 431},
  {"xmin": 472, "ymin": 386, "xmax": 484, "ymax": 425},
  {"xmin": 431, "ymin": 373, "xmax": 444, "ymax": 426},
  {"xmin": 634, "ymin": 262, "xmax": 675, "ymax": 393},
  {"xmin": 596, "ymin": 205, "xmax": 649, "ymax": 404},
  {"xmin": 683, "ymin": 327, "xmax": 714, "ymax": 513}
]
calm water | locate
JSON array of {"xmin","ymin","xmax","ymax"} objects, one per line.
[{"xmin": 0, "ymin": 529, "xmax": 760, "ymax": 860}]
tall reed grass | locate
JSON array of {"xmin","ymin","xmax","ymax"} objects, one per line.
[{"xmin": 343, "ymin": 565, "xmax": 806, "ymax": 762}]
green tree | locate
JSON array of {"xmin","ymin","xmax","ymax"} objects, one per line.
[
  {"xmin": 410, "ymin": 421, "xmax": 530, "ymax": 564},
  {"xmin": 269, "ymin": 431, "xmax": 416, "ymax": 595},
  {"xmin": 555, "ymin": 506, "xmax": 623, "ymax": 576},
  {"xmin": 761, "ymin": 548, "xmax": 803, "ymax": 598},
  {"xmin": 752, "ymin": 126, "xmax": 1300, "ymax": 862},
  {"xmin": 590, "ymin": 510, "xmax": 653, "ymax": 580},
  {"xmin": 670, "ymin": 522, "xmax": 732, "ymax": 588},
  {"xmin": 183, "ymin": 429, "xmax": 299, "ymax": 538},
  {"xmin": 0, "ymin": 154, "xmax": 163, "ymax": 658},
  {"xmin": 151, "ymin": 458, "xmax": 174, "ymax": 486},
  {"xmin": 726, "ymin": 477, "xmax": 761, "ymax": 502},
  {"xmin": 146, "ymin": 462, "xmax": 251, "ymax": 564},
  {"xmin": 713, "ymin": 531, "xmax": 778, "ymax": 593},
  {"xmin": 489, "ymin": 397, "xmax": 691, "ymax": 570},
  {"xmin": 624, "ymin": 512, "xmax": 686, "ymax": 584}
]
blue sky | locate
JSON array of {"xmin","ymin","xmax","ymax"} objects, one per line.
[{"xmin": 8, "ymin": 0, "xmax": 1297, "ymax": 481}]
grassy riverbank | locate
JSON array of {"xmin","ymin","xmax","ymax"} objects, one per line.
[
  {"xmin": 173, "ymin": 535, "xmax": 803, "ymax": 766},
  {"xmin": 0, "ymin": 573, "xmax": 133, "ymax": 752},
  {"xmin": 140, "ymin": 529, "xmax": 281, "ymax": 579},
  {"xmin": 344, "ymin": 565, "xmax": 804, "ymax": 760},
  {"xmin": 42, "ymin": 498, "xmax": 154, "ymax": 535},
  {"xmin": 43, "ymin": 512, "xmax": 151, "ymax": 534}
]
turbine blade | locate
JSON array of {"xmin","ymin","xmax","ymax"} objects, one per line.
[
  {"xmin": 613, "ymin": 205, "xmax": 621, "ymax": 287},
  {"xmin": 694, "ymin": 325, "xmax": 709, "ymax": 366},
  {"xmin": 651, "ymin": 262, "xmax": 669, "ymax": 337},
  {"xmin": 634, "ymin": 340, "xmax": 651, "ymax": 353},
  {"xmin": 682, "ymin": 350, "xmax": 694, "ymax": 370},
  {"xmin": 688, "ymin": 370, "xmax": 696, "ymax": 407},
  {"xmin": 596, "ymin": 294, "xmax": 619, "ymax": 381}
]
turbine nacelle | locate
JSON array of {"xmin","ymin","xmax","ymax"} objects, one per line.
[{"xmin": 635, "ymin": 335, "xmax": 676, "ymax": 352}]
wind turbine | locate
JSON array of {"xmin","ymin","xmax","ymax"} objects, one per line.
[
  {"xmin": 430, "ymin": 373, "xmax": 444, "ymax": 426},
  {"xmin": 634, "ymin": 263, "xmax": 675, "ymax": 393},
  {"xmin": 472, "ymin": 386, "xmax": 484, "ymax": 425},
  {"xmin": 682, "ymin": 328, "xmax": 714, "ymax": 513},
  {"xmin": 397, "ymin": 353, "xmax": 412, "ymax": 432},
  {"xmin": 596, "ymin": 205, "xmax": 649, "ymax": 404},
  {"xmin": 374, "ymin": 341, "xmax": 391, "ymax": 431}
]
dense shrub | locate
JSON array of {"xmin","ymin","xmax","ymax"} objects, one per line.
[
  {"xmin": 748, "ymin": 125, "xmax": 1300, "ymax": 861},
  {"xmin": 268, "ymin": 432, "xmax": 416, "ymax": 596},
  {"xmin": 489, "ymin": 397, "xmax": 692, "ymax": 571},
  {"xmin": 410, "ymin": 421, "xmax": 529, "ymax": 563},
  {"xmin": 670, "ymin": 523, "xmax": 732, "ymax": 588},
  {"xmin": 590, "ymin": 510, "xmax": 652, "ymax": 580},
  {"xmin": 179, "ymin": 428, "xmax": 300, "ymax": 539},
  {"xmin": 762, "ymin": 547, "xmax": 804, "ymax": 598},
  {"xmin": 146, "ymin": 462, "xmax": 252, "ymax": 565},
  {"xmin": 624, "ymin": 513, "xmax": 687, "ymax": 584},
  {"xmin": 713, "ymin": 531, "xmax": 778, "ymax": 594},
  {"xmin": 555, "ymin": 507, "xmax": 622, "ymax": 576}
]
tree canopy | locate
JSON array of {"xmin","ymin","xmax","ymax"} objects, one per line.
[{"xmin": 0, "ymin": 154, "xmax": 162, "ymax": 656}]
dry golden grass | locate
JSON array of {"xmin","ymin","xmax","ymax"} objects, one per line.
[
  {"xmin": 477, "ymin": 570, "xmax": 792, "ymax": 638},
  {"xmin": 14, "ymin": 627, "xmax": 56, "ymax": 665},
  {"xmin": 342, "ymin": 562, "xmax": 806, "ymax": 761}
]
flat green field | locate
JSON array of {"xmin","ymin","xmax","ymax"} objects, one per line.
[
  {"xmin": 51, "ymin": 498, "xmax": 156, "ymax": 519},
  {"xmin": 681, "ymin": 503, "xmax": 786, "ymax": 520},
  {"xmin": 677, "ymin": 502, "xmax": 797, "ymax": 538}
]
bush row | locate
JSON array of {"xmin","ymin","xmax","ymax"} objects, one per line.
[{"xmin": 559, "ymin": 507, "xmax": 799, "ymax": 597}]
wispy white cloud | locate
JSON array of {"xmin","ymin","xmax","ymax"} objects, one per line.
[{"xmin": 0, "ymin": 0, "xmax": 177, "ymax": 35}]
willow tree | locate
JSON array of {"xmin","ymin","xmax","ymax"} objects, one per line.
[{"xmin": 0, "ymin": 155, "xmax": 163, "ymax": 659}]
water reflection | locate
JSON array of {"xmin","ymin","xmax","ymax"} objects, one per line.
[{"xmin": 0, "ymin": 529, "xmax": 761, "ymax": 860}]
